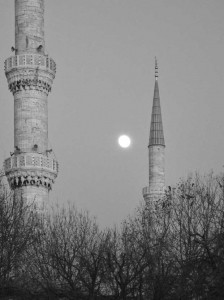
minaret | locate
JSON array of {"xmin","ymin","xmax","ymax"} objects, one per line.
[
  {"xmin": 142, "ymin": 58, "xmax": 165, "ymax": 205},
  {"xmin": 4, "ymin": 0, "xmax": 58, "ymax": 210}
]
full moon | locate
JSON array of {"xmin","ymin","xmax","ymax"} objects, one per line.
[{"xmin": 118, "ymin": 135, "xmax": 131, "ymax": 148}]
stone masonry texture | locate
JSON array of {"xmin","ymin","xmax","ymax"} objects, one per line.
[
  {"xmin": 4, "ymin": 0, "xmax": 58, "ymax": 210},
  {"xmin": 15, "ymin": 0, "xmax": 45, "ymax": 55}
]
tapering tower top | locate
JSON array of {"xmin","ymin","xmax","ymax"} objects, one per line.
[
  {"xmin": 148, "ymin": 58, "xmax": 165, "ymax": 147},
  {"xmin": 155, "ymin": 56, "xmax": 158, "ymax": 80},
  {"xmin": 142, "ymin": 58, "xmax": 166, "ymax": 204},
  {"xmin": 15, "ymin": 0, "xmax": 45, "ymax": 55}
]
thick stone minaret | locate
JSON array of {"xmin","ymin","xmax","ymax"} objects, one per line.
[
  {"xmin": 4, "ymin": 0, "xmax": 58, "ymax": 210},
  {"xmin": 142, "ymin": 58, "xmax": 165, "ymax": 205}
]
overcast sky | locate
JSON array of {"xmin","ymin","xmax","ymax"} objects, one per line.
[{"xmin": 0, "ymin": 0, "xmax": 224, "ymax": 226}]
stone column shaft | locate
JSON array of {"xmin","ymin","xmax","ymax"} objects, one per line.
[
  {"xmin": 4, "ymin": 0, "xmax": 58, "ymax": 210},
  {"xmin": 14, "ymin": 90, "xmax": 48, "ymax": 153},
  {"xmin": 15, "ymin": 0, "xmax": 45, "ymax": 55}
]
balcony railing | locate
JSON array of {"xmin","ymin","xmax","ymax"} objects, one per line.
[
  {"xmin": 4, "ymin": 153, "xmax": 58, "ymax": 175},
  {"xmin": 4, "ymin": 54, "xmax": 56, "ymax": 74}
]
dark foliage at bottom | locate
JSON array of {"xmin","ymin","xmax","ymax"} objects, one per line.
[{"xmin": 1, "ymin": 172, "xmax": 224, "ymax": 299}]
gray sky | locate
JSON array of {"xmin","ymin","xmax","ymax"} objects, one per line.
[{"xmin": 0, "ymin": 0, "xmax": 224, "ymax": 226}]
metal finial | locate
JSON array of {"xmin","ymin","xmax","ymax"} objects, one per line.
[{"xmin": 155, "ymin": 56, "xmax": 158, "ymax": 80}]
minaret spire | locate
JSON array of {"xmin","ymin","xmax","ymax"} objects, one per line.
[
  {"xmin": 149, "ymin": 58, "xmax": 165, "ymax": 147},
  {"xmin": 143, "ymin": 58, "xmax": 165, "ymax": 205},
  {"xmin": 155, "ymin": 56, "xmax": 158, "ymax": 80}
]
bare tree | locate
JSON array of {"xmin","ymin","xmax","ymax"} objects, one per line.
[
  {"xmin": 26, "ymin": 204, "xmax": 107, "ymax": 299},
  {"xmin": 131, "ymin": 201, "xmax": 177, "ymax": 300},
  {"xmin": 104, "ymin": 219, "xmax": 148, "ymax": 300},
  {"xmin": 77, "ymin": 224, "xmax": 108, "ymax": 300},
  {"xmin": 169, "ymin": 172, "xmax": 224, "ymax": 299},
  {"xmin": 0, "ymin": 176, "xmax": 37, "ymax": 298},
  {"xmin": 1, "ymin": 171, "xmax": 224, "ymax": 300}
]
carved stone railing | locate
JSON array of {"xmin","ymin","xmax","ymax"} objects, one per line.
[
  {"xmin": 142, "ymin": 186, "xmax": 165, "ymax": 197},
  {"xmin": 4, "ymin": 54, "xmax": 56, "ymax": 74},
  {"xmin": 4, "ymin": 153, "xmax": 58, "ymax": 173},
  {"xmin": 4, "ymin": 153, "xmax": 58, "ymax": 190},
  {"xmin": 5, "ymin": 54, "xmax": 56, "ymax": 95}
]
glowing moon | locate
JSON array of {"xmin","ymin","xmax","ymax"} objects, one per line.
[{"xmin": 118, "ymin": 135, "xmax": 131, "ymax": 148}]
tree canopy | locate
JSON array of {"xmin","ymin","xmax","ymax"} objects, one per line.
[{"xmin": 1, "ymin": 172, "xmax": 224, "ymax": 299}]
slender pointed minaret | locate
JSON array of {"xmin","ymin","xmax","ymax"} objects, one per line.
[
  {"xmin": 4, "ymin": 0, "xmax": 58, "ymax": 211},
  {"xmin": 143, "ymin": 58, "xmax": 165, "ymax": 204}
]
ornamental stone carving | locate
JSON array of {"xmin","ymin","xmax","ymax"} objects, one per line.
[
  {"xmin": 8, "ymin": 77, "xmax": 52, "ymax": 95},
  {"xmin": 4, "ymin": 152, "xmax": 58, "ymax": 190},
  {"xmin": 5, "ymin": 54, "xmax": 56, "ymax": 95},
  {"xmin": 5, "ymin": 54, "xmax": 56, "ymax": 73},
  {"xmin": 4, "ymin": 153, "xmax": 58, "ymax": 173},
  {"xmin": 7, "ymin": 169, "xmax": 55, "ymax": 190}
]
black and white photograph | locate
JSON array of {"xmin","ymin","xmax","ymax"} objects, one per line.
[{"xmin": 0, "ymin": 1, "xmax": 223, "ymax": 299}]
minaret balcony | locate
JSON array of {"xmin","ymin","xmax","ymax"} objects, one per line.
[
  {"xmin": 4, "ymin": 152, "xmax": 58, "ymax": 175},
  {"xmin": 142, "ymin": 186, "xmax": 165, "ymax": 197},
  {"xmin": 5, "ymin": 54, "xmax": 56, "ymax": 74},
  {"xmin": 4, "ymin": 153, "xmax": 58, "ymax": 190},
  {"xmin": 4, "ymin": 54, "xmax": 56, "ymax": 95}
]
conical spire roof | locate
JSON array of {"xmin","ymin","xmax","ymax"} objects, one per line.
[{"xmin": 148, "ymin": 59, "xmax": 165, "ymax": 147}]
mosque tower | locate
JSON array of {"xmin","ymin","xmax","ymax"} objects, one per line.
[
  {"xmin": 142, "ymin": 58, "xmax": 165, "ymax": 205},
  {"xmin": 4, "ymin": 0, "xmax": 58, "ymax": 210}
]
